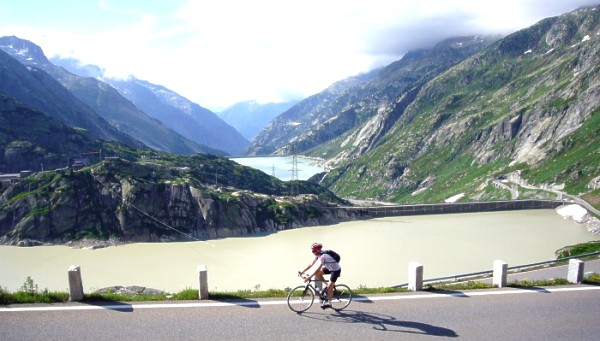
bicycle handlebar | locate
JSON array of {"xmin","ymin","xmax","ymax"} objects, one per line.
[{"xmin": 297, "ymin": 272, "xmax": 329, "ymax": 282}]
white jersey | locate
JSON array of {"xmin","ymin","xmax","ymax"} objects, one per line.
[{"xmin": 319, "ymin": 253, "xmax": 341, "ymax": 271}]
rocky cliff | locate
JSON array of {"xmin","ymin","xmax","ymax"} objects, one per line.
[{"xmin": 0, "ymin": 158, "xmax": 356, "ymax": 246}]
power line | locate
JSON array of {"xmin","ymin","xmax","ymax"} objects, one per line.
[
  {"xmin": 102, "ymin": 183, "xmax": 201, "ymax": 242},
  {"xmin": 290, "ymin": 154, "xmax": 299, "ymax": 181},
  {"xmin": 127, "ymin": 203, "xmax": 200, "ymax": 241},
  {"xmin": 288, "ymin": 145, "xmax": 301, "ymax": 196}
]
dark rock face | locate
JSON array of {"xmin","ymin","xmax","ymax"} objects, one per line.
[{"xmin": 0, "ymin": 159, "xmax": 359, "ymax": 245}]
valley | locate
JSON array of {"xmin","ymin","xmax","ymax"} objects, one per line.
[{"xmin": 0, "ymin": 5, "xmax": 598, "ymax": 248}]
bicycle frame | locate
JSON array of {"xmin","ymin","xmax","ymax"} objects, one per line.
[
  {"xmin": 304, "ymin": 279, "xmax": 328, "ymax": 298},
  {"xmin": 287, "ymin": 274, "xmax": 353, "ymax": 313}
]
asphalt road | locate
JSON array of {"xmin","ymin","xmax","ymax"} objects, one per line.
[{"xmin": 2, "ymin": 285, "xmax": 600, "ymax": 340}]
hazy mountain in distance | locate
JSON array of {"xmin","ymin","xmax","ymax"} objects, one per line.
[
  {"xmin": 217, "ymin": 100, "xmax": 298, "ymax": 141},
  {"xmin": 103, "ymin": 77, "xmax": 249, "ymax": 156},
  {"xmin": 246, "ymin": 70, "xmax": 381, "ymax": 156},
  {"xmin": 51, "ymin": 56, "xmax": 249, "ymax": 155}
]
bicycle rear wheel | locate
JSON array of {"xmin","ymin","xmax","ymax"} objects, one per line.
[
  {"xmin": 287, "ymin": 285, "xmax": 315, "ymax": 313},
  {"xmin": 330, "ymin": 284, "xmax": 352, "ymax": 311}
]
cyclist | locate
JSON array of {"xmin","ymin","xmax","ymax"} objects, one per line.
[{"xmin": 299, "ymin": 242, "xmax": 341, "ymax": 309}]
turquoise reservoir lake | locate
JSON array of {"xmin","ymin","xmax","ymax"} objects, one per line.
[{"xmin": 231, "ymin": 156, "xmax": 325, "ymax": 180}]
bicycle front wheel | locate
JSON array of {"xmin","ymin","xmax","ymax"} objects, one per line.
[
  {"xmin": 287, "ymin": 285, "xmax": 315, "ymax": 313},
  {"xmin": 330, "ymin": 284, "xmax": 352, "ymax": 311}
]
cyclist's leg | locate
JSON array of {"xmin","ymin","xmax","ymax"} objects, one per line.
[
  {"xmin": 327, "ymin": 269, "xmax": 341, "ymax": 301},
  {"xmin": 315, "ymin": 267, "xmax": 326, "ymax": 291}
]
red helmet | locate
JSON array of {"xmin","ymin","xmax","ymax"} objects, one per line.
[{"xmin": 310, "ymin": 242, "xmax": 322, "ymax": 252}]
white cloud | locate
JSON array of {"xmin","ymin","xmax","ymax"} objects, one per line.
[{"xmin": 1, "ymin": 0, "xmax": 597, "ymax": 111}]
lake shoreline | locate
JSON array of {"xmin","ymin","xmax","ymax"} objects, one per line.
[{"xmin": 3, "ymin": 201, "xmax": 597, "ymax": 249}]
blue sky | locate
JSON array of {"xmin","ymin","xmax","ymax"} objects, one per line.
[{"xmin": 0, "ymin": 0, "xmax": 597, "ymax": 111}]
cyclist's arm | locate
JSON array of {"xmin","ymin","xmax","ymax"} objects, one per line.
[
  {"xmin": 300, "ymin": 256, "xmax": 319, "ymax": 275},
  {"xmin": 303, "ymin": 257, "xmax": 323, "ymax": 281}
]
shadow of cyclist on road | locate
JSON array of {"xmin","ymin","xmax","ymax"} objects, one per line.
[{"xmin": 302, "ymin": 309, "xmax": 458, "ymax": 337}]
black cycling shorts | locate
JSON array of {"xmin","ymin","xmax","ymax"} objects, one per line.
[{"xmin": 323, "ymin": 268, "xmax": 341, "ymax": 282}]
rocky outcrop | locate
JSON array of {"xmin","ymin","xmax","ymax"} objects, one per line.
[
  {"xmin": 589, "ymin": 176, "xmax": 600, "ymax": 190},
  {"xmin": 0, "ymin": 159, "xmax": 359, "ymax": 246},
  {"xmin": 93, "ymin": 285, "xmax": 166, "ymax": 296}
]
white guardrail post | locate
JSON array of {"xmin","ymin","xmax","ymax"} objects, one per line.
[
  {"xmin": 408, "ymin": 262, "xmax": 423, "ymax": 291},
  {"xmin": 567, "ymin": 259, "xmax": 584, "ymax": 284},
  {"xmin": 68, "ymin": 265, "xmax": 84, "ymax": 301},
  {"xmin": 197, "ymin": 265, "xmax": 209, "ymax": 300},
  {"xmin": 493, "ymin": 260, "xmax": 508, "ymax": 288}
]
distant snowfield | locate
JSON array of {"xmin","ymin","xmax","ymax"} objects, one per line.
[
  {"xmin": 556, "ymin": 204, "xmax": 588, "ymax": 222},
  {"xmin": 445, "ymin": 193, "xmax": 465, "ymax": 203}
]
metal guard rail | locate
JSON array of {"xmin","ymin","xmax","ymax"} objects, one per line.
[{"xmin": 392, "ymin": 251, "xmax": 600, "ymax": 288}]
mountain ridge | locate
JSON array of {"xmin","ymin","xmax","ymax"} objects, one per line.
[
  {"xmin": 318, "ymin": 5, "xmax": 599, "ymax": 203},
  {"xmin": 0, "ymin": 44, "xmax": 137, "ymax": 146},
  {"xmin": 0, "ymin": 36, "xmax": 214, "ymax": 155},
  {"xmin": 0, "ymin": 94, "xmax": 104, "ymax": 173},
  {"xmin": 247, "ymin": 35, "xmax": 499, "ymax": 158}
]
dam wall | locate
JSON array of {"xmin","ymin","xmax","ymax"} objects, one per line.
[{"xmin": 336, "ymin": 199, "xmax": 565, "ymax": 218}]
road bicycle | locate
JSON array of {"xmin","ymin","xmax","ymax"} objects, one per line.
[{"xmin": 287, "ymin": 272, "xmax": 352, "ymax": 313}]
